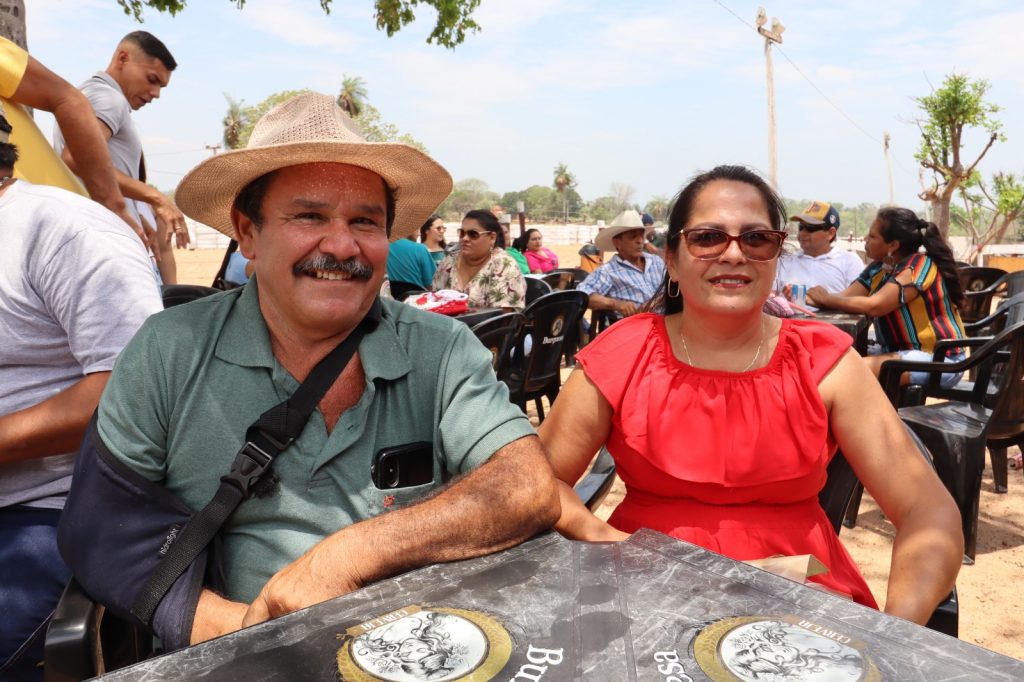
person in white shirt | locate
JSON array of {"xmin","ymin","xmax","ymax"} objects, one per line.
[{"xmin": 776, "ymin": 200, "xmax": 863, "ymax": 294}]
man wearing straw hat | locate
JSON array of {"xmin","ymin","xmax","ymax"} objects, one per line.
[
  {"xmin": 62, "ymin": 93, "xmax": 559, "ymax": 649},
  {"xmin": 578, "ymin": 209, "xmax": 666, "ymax": 322}
]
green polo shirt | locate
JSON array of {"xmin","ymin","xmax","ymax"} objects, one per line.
[{"xmin": 97, "ymin": 279, "xmax": 533, "ymax": 602}]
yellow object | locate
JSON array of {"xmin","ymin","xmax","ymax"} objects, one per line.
[{"xmin": 3, "ymin": 98, "xmax": 87, "ymax": 195}]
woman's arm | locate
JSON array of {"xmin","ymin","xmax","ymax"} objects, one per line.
[
  {"xmin": 809, "ymin": 275, "xmax": 915, "ymax": 317},
  {"xmin": 538, "ymin": 369, "xmax": 628, "ymax": 541},
  {"xmin": 821, "ymin": 350, "xmax": 962, "ymax": 624}
]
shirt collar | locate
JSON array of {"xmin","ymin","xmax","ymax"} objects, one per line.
[
  {"xmin": 93, "ymin": 70, "xmax": 125, "ymax": 97},
  {"xmin": 215, "ymin": 279, "xmax": 409, "ymax": 382},
  {"xmin": 611, "ymin": 253, "xmax": 649, "ymax": 272}
]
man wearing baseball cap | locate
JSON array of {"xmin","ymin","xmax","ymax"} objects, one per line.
[
  {"xmin": 60, "ymin": 93, "xmax": 558, "ymax": 650},
  {"xmin": 776, "ymin": 200, "xmax": 864, "ymax": 295}
]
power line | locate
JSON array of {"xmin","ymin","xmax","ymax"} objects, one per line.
[{"xmin": 710, "ymin": 0, "xmax": 917, "ymax": 178}]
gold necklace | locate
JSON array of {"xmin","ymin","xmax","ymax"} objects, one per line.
[{"xmin": 681, "ymin": 315, "xmax": 766, "ymax": 372}]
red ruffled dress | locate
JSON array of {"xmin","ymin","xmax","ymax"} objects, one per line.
[{"xmin": 575, "ymin": 313, "xmax": 877, "ymax": 608}]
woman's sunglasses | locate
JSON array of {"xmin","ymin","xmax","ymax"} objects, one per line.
[
  {"xmin": 458, "ymin": 228, "xmax": 494, "ymax": 240},
  {"xmin": 680, "ymin": 228, "xmax": 786, "ymax": 261}
]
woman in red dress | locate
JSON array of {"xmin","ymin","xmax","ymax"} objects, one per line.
[{"xmin": 539, "ymin": 165, "xmax": 962, "ymax": 625}]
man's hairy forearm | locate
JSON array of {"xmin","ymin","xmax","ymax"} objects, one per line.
[
  {"xmin": 350, "ymin": 435, "xmax": 560, "ymax": 582},
  {"xmin": 0, "ymin": 372, "xmax": 109, "ymax": 463}
]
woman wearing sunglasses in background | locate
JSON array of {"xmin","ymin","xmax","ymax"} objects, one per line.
[
  {"xmin": 418, "ymin": 214, "xmax": 449, "ymax": 265},
  {"xmin": 432, "ymin": 209, "xmax": 526, "ymax": 310},
  {"xmin": 539, "ymin": 165, "xmax": 961, "ymax": 624},
  {"xmin": 806, "ymin": 207, "xmax": 966, "ymax": 388}
]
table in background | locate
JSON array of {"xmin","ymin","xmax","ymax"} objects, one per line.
[{"xmin": 794, "ymin": 310, "xmax": 870, "ymax": 355}]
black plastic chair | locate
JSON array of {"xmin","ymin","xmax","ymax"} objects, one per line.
[
  {"xmin": 210, "ymin": 239, "xmax": 241, "ymax": 290},
  {"xmin": 506, "ymin": 290, "xmax": 589, "ymax": 421},
  {"xmin": 44, "ymin": 579, "xmax": 152, "ymax": 681},
  {"xmin": 573, "ymin": 446, "xmax": 617, "ymax": 511},
  {"xmin": 541, "ymin": 271, "xmax": 574, "ymax": 291},
  {"xmin": 470, "ymin": 312, "xmax": 525, "ymax": 384},
  {"xmin": 869, "ymin": 320, "xmax": 1024, "ymax": 562},
  {"xmin": 388, "ymin": 281, "xmax": 427, "ymax": 302},
  {"xmin": 525, "ymin": 277, "xmax": 552, "ymax": 306},
  {"xmin": 160, "ymin": 284, "xmax": 221, "ymax": 308},
  {"xmin": 957, "ymin": 266, "xmax": 1008, "ymax": 323},
  {"xmin": 818, "ymin": 431, "xmax": 958, "ymax": 637},
  {"xmin": 548, "ymin": 268, "xmax": 589, "ymax": 289}
]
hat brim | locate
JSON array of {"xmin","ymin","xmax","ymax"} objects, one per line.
[
  {"xmin": 594, "ymin": 224, "xmax": 653, "ymax": 252},
  {"xmin": 790, "ymin": 213, "xmax": 828, "ymax": 226},
  {"xmin": 175, "ymin": 141, "xmax": 452, "ymax": 241}
]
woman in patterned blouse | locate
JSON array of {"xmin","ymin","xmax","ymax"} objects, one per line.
[
  {"xmin": 432, "ymin": 209, "xmax": 526, "ymax": 310},
  {"xmin": 808, "ymin": 207, "xmax": 966, "ymax": 387}
]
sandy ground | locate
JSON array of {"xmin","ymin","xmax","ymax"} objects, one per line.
[{"xmin": 173, "ymin": 243, "xmax": 1024, "ymax": 661}]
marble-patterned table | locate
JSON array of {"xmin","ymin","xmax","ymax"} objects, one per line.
[{"xmin": 99, "ymin": 530, "xmax": 1023, "ymax": 680}]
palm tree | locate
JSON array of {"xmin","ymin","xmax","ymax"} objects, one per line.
[
  {"xmin": 552, "ymin": 162, "xmax": 577, "ymax": 223},
  {"xmin": 337, "ymin": 75, "xmax": 368, "ymax": 118},
  {"xmin": 222, "ymin": 95, "xmax": 248, "ymax": 150}
]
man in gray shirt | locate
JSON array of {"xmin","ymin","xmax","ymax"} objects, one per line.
[
  {"xmin": 54, "ymin": 31, "xmax": 188, "ymax": 284},
  {"xmin": 0, "ymin": 113, "xmax": 162, "ymax": 678}
]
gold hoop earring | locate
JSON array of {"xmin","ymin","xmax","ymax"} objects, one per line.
[{"xmin": 668, "ymin": 279, "xmax": 680, "ymax": 298}]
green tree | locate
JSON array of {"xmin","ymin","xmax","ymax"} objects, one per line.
[
  {"xmin": 222, "ymin": 94, "xmax": 249, "ymax": 150},
  {"xmin": 582, "ymin": 196, "xmax": 622, "ymax": 224},
  {"xmin": 552, "ymin": 162, "xmax": 577, "ymax": 223},
  {"xmin": 914, "ymin": 73, "xmax": 1004, "ymax": 239},
  {"xmin": 337, "ymin": 75, "xmax": 367, "ymax": 118},
  {"xmin": 957, "ymin": 171, "xmax": 1024, "ymax": 261},
  {"xmin": 643, "ymin": 195, "xmax": 670, "ymax": 223},
  {"xmin": 113, "ymin": 0, "xmax": 482, "ymax": 48},
  {"xmin": 437, "ymin": 178, "xmax": 498, "ymax": 219}
]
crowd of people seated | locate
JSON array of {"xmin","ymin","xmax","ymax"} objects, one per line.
[{"xmin": 0, "ymin": 32, "xmax": 987, "ymax": 680}]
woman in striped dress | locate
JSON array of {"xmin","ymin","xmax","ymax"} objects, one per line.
[{"xmin": 808, "ymin": 207, "xmax": 966, "ymax": 387}]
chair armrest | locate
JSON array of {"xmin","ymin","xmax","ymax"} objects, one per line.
[{"xmin": 44, "ymin": 579, "xmax": 99, "ymax": 682}]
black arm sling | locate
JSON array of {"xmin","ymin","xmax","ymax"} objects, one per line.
[{"xmin": 130, "ymin": 299, "xmax": 381, "ymax": 624}]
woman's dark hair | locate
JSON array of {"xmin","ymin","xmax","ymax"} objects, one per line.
[
  {"xmin": 464, "ymin": 208, "xmax": 503, "ymax": 247},
  {"xmin": 418, "ymin": 214, "xmax": 445, "ymax": 249},
  {"xmin": 875, "ymin": 206, "xmax": 964, "ymax": 306},
  {"xmin": 652, "ymin": 165, "xmax": 787, "ymax": 314}
]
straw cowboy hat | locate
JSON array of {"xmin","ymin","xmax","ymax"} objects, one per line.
[
  {"xmin": 175, "ymin": 92, "xmax": 452, "ymax": 241},
  {"xmin": 594, "ymin": 209, "xmax": 652, "ymax": 252}
]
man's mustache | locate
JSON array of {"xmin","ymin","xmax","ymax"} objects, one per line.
[{"xmin": 293, "ymin": 255, "xmax": 374, "ymax": 280}]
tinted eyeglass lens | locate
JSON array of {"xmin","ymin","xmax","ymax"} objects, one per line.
[
  {"xmin": 797, "ymin": 223, "xmax": 827, "ymax": 232},
  {"xmin": 458, "ymin": 229, "xmax": 484, "ymax": 240},
  {"xmin": 682, "ymin": 229, "xmax": 784, "ymax": 261}
]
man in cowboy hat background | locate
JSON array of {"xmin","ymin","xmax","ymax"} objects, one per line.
[
  {"xmin": 775, "ymin": 200, "xmax": 863, "ymax": 296},
  {"xmin": 578, "ymin": 209, "xmax": 667, "ymax": 322},
  {"xmin": 0, "ymin": 112, "xmax": 161, "ymax": 678},
  {"xmin": 62, "ymin": 93, "xmax": 559, "ymax": 648},
  {"xmin": 54, "ymin": 31, "xmax": 189, "ymax": 284}
]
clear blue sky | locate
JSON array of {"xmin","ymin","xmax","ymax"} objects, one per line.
[{"xmin": 26, "ymin": 0, "xmax": 1024, "ymax": 211}]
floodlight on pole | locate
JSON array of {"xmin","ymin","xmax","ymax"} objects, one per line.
[{"xmin": 756, "ymin": 7, "xmax": 785, "ymax": 189}]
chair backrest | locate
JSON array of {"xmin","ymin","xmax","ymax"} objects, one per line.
[
  {"xmin": 470, "ymin": 312, "xmax": 525, "ymax": 382},
  {"xmin": 819, "ymin": 426, "xmax": 933, "ymax": 534},
  {"xmin": 541, "ymin": 271, "xmax": 574, "ymax": 291},
  {"xmin": 985, "ymin": 317, "xmax": 1024, "ymax": 441},
  {"xmin": 1002, "ymin": 270, "xmax": 1024, "ymax": 300},
  {"xmin": 388, "ymin": 281, "xmax": 427, "ymax": 302},
  {"xmin": 517, "ymin": 290, "xmax": 589, "ymax": 393},
  {"xmin": 161, "ymin": 284, "xmax": 221, "ymax": 309},
  {"xmin": 525, "ymin": 277, "xmax": 553, "ymax": 305},
  {"xmin": 958, "ymin": 266, "xmax": 1008, "ymax": 323},
  {"xmin": 210, "ymin": 239, "xmax": 240, "ymax": 290},
  {"xmin": 550, "ymin": 268, "xmax": 590, "ymax": 288}
]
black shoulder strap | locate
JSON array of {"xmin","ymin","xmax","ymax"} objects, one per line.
[{"xmin": 131, "ymin": 299, "xmax": 383, "ymax": 624}]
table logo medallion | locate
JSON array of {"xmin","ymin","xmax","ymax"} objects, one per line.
[
  {"xmin": 337, "ymin": 605, "xmax": 512, "ymax": 681},
  {"xmin": 693, "ymin": 615, "xmax": 881, "ymax": 681}
]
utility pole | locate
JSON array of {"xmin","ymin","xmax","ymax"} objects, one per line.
[
  {"xmin": 756, "ymin": 8, "xmax": 785, "ymax": 189},
  {"xmin": 883, "ymin": 132, "xmax": 895, "ymax": 205},
  {"xmin": 205, "ymin": 143, "xmax": 222, "ymax": 155}
]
